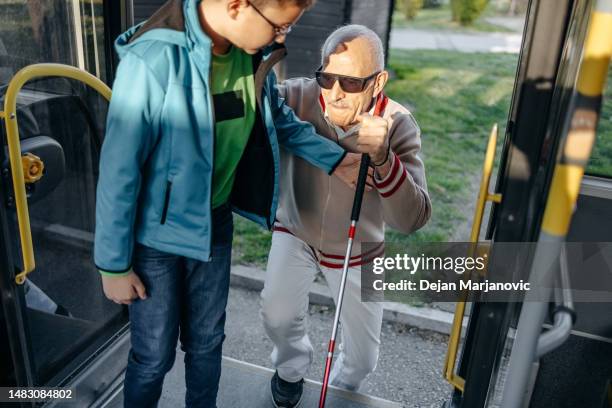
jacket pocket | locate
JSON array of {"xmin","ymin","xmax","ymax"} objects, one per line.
[{"xmin": 160, "ymin": 180, "xmax": 172, "ymax": 225}]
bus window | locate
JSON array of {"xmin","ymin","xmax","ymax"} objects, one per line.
[
  {"xmin": 587, "ymin": 64, "xmax": 612, "ymax": 178},
  {"xmin": 0, "ymin": 0, "xmax": 106, "ymax": 82},
  {"xmin": 7, "ymin": 81, "xmax": 127, "ymax": 386}
]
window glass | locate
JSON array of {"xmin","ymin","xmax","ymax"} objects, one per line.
[
  {"xmin": 0, "ymin": 0, "xmax": 106, "ymax": 89},
  {"xmin": 1, "ymin": 0, "xmax": 126, "ymax": 385},
  {"xmin": 587, "ymin": 64, "xmax": 612, "ymax": 178}
]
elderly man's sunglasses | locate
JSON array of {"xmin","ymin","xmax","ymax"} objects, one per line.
[{"xmin": 315, "ymin": 67, "xmax": 380, "ymax": 93}]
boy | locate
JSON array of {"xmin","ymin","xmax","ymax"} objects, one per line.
[{"xmin": 94, "ymin": 0, "xmax": 366, "ymax": 406}]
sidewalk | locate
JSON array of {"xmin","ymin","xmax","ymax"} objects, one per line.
[
  {"xmin": 230, "ymin": 264, "xmax": 467, "ymax": 336},
  {"xmin": 485, "ymin": 16, "xmax": 526, "ymax": 33},
  {"xmin": 390, "ymin": 28, "xmax": 522, "ymax": 53}
]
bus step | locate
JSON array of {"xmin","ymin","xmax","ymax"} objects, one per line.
[
  {"xmin": 104, "ymin": 355, "xmax": 401, "ymax": 407},
  {"xmin": 214, "ymin": 357, "xmax": 400, "ymax": 408}
]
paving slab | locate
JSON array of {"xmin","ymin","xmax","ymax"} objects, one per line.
[
  {"xmin": 389, "ymin": 28, "xmax": 522, "ymax": 53},
  {"xmin": 103, "ymin": 356, "xmax": 402, "ymax": 408}
]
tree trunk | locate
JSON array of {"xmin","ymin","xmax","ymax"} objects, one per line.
[
  {"xmin": 451, "ymin": 0, "xmax": 461, "ymax": 21},
  {"xmin": 508, "ymin": 0, "xmax": 518, "ymax": 15}
]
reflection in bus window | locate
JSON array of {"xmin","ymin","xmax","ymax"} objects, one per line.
[
  {"xmin": 588, "ymin": 65, "xmax": 612, "ymax": 178},
  {"xmin": 0, "ymin": 0, "xmax": 106, "ymax": 85}
]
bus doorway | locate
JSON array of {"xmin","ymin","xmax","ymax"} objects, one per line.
[
  {"xmin": 0, "ymin": 1, "xmax": 402, "ymax": 407},
  {"xmin": 0, "ymin": 1, "xmax": 129, "ymax": 406},
  {"xmin": 1, "ymin": 0, "xmax": 611, "ymax": 407}
]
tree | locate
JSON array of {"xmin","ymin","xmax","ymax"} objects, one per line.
[
  {"xmin": 397, "ymin": 0, "xmax": 424, "ymax": 20},
  {"xmin": 451, "ymin": 0, "xmax": 462, "ymax": 21},
  {"xmin": 451, "ymin": 0, "xmax": 489, "ymax": 25},
  {"xmin": 459, "ymin": 0, "xmax": 488, "ymax": 25}
]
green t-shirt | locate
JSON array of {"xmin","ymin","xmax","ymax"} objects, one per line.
[{"xmin": 210, "ymin": 46, "xmax": 256, "ymax": 209}]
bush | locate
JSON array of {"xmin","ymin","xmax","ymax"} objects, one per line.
[
  {"xmin": 450, "ymin": 0, "xmax": 461, "ymax": 21},
  {"xmin": 398, "ymin": 0, "xmax": 424, "ymax": 20},
  {"xmin": 458, "ymin": 0, "xmax": 488, "ymax": 25},
  {"xmin": 423, "ymin": 0, "xmax": 443, "ymax": 8}
]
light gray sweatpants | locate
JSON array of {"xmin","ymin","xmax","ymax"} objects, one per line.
[{"xmin": 260, "ymin": 231, "xmax": 383, "ymax": 391}]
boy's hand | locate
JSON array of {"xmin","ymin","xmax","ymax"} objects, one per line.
[
  {"xmin": 333, "ymin": 152, "xmax": 374, "ymax": 191},
  {"xmin": 355, "ymin": 114, "xmax": 390, "ymax": 165},
  {"xmin": 101, "ymin": 270, "xmax": 147, "ymax": 305}
]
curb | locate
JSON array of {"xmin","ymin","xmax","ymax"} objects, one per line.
[{"xmin": 230, "ymin": 265, "xmax": 467, "ymax": 336}]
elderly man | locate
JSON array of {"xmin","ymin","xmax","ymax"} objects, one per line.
[{"xmin": 260, "ymin": 25, "xmax": 431, "ymax": 407}]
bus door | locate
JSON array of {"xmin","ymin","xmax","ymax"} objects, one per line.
[
  {"xmin": 443, "ymin": 0, "xmax": 605, "ymax": 406},
  {"xmin": 0, "ymin": 1, "xmax": 130, "ymax": 406},
  {"xmin": 505, "ymin": 0, "xmax": 612, "ymax": 404}
]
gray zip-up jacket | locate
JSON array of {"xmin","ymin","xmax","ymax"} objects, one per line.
[{"xmin": 274, "ymin": 77, "xmax": 431, "ymax": 267}]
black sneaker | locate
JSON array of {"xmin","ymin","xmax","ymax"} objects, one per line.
[{"xmin": 270, "ymin": 371, "xmax": 304, "ymax": 408}]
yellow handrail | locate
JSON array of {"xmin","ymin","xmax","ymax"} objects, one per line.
[
  {"xmin": 470, "ymin": 124, "xmax": 499, "ymax": 244},
  {"xmin": 1, "ymin": 63, "xmax": 111, "ymax": 285},
  {"xmin": 443, "ymin": 124, "xmax": 500, "ymax": 392},
  {"xmin": 542, "ymin": 7, "xmax": 612, "ymax": 238}
]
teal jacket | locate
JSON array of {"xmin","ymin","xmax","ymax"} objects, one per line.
[{"xmin": 94, "ymin": 0, "xmax": 346, "ymax": 273}]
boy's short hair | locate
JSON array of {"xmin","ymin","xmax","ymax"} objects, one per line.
[{"xmin": 251, "ymin": 0, "xmax": 316, "ymax": 9}]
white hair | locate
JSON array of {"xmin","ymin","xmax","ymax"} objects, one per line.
[{"xmin": 320, "ymin": 24, "xmax": 385, "ymax": 71}]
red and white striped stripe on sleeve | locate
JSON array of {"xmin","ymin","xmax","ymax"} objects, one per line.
[{"xmin": 373, "ymin": 153, "xmax": 407, "ymax": 198}]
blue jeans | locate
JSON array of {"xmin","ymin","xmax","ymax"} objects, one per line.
[{"xmin": 123, "ymin": 204, "xmax": 233, "ymax": 408}]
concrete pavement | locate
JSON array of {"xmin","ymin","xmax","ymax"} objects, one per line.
[
  {"xmin": 484, "ymin": 16, "xmax": 526, "ymax": 33},
  {"xmin": 230, "ymin": 265, "xmax": 466, "ymax": 336},
  {"xmin": 390, "ymin": 28, "xmax": 523, "ymax": 53},
  {"xmin": 221, "ymin": 286, "xmax": 453, "ymax": 407}
]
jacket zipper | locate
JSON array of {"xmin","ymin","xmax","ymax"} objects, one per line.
[
  {"xmin": 208, "ymin": 50, "xmax": 216, "ymax": 260},
  {"xmin": 161, "ymin": 180, "xmax": 172, "ymax": 224}
]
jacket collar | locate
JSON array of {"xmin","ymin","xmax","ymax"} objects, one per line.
[
  {"xmin": 120, "ymin": 0, "xmax": 287, "ymax": 87},
  {"xmin": 183, "ymin": 0, "xmax": 212, "ymax": 51}
]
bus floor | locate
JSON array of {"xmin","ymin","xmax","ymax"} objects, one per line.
[
  {"xmin": 105, "ymin": 354, "xmax": 400, "ymax": 407},
  {"xmin": 220, "ymin": 287, "xmax": 452, "ymax": 406},
  {"xmin": 106, "ymin": 285, "xmax": 452, "ymax": 407}
]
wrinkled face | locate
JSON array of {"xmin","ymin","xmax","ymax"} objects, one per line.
[
  {"xmin": 223, "ymin": 1, "xmax": 304, "ymax": 54},
  {"xmin": 321, "ymin": 37, "xmax": 384, "ymax": 128}
]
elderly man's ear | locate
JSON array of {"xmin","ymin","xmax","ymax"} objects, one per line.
[{"xmin": 373, "ymin": 70, "xmax": 390, "ymax": 98}]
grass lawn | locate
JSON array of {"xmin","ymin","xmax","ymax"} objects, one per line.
[
  {"xmin": 384, "ymin": 49, "xmax": 517, "ymax": 244},
  {"xmin": 589, "ymin": 66, "xmax": 612, "ymax": 178},
  {"xmin": 392, "ymin": 3, "xmax": 516, "ymax": 33},
  {"xmin": 232, "ymin": 49, "xmax": 521, "ymax": 266}
]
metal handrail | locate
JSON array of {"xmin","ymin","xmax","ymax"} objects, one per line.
[
  {"xmin": 443, "ymin": 124, "xmax": 501, "ymax": 392},
  {"xmin": 1, "ymin": 63, "xmax": 111, "ymax": 285},
  {"xmin": 536, "ymin": 246, "xmax": 574, "ymax": 357}
]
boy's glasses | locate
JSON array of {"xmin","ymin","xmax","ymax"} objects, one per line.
[
  {"xmin": 249, "ymin": 1, "xmax": 294, "ymax": 37},
  {"xmin": 315, "ymin": 68, "xmax": 381, "ymax": 93}
]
